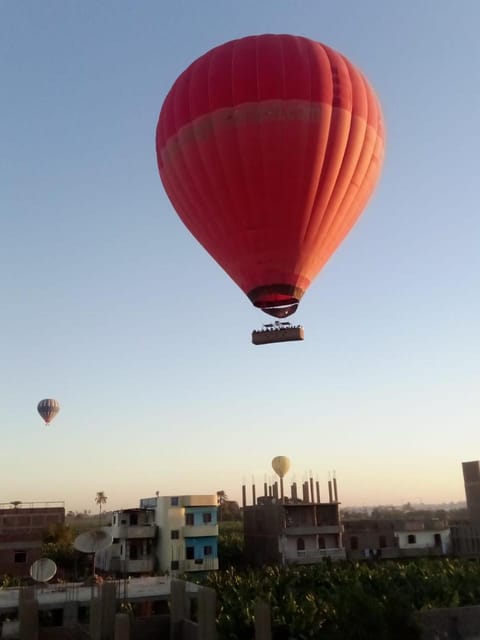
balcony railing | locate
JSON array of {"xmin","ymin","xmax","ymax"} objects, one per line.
[
  {"xmin": 113, "ymin": 525, "xmax": 156, "ymax": 539},
  {"xmin": 181, "ymin": 557, "xmax": 219, "ymax": 572},
  {"xmin": 284, "ymin": 548, "xmax": 346, "ymax": 564},
  {"xmin": 183, "ymin": 524, "xmax": 218, "ymax": 538}
]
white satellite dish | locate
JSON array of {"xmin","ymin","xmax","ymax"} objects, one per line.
[
  {"xmin": 30, "ymin": 558, "xmax": 57, "ymax": 582},
  {"xmin": 74, "ymin": 529, "xmax": 113, "ymax": 554}
]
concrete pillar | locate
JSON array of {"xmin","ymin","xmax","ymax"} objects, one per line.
[
  {"xmin": 252, "ymin": 483, "xmax": 256, "ymax": 506},
  {"xmin": 316, "ymin": 481, "xmax": 320, "ymax": 503},
  {"xmin": 309, "ymin": 478, "xmax": 314, "ymax": 504},
  {"xmin": 19, "ymin": 588, "xmax": 38, "ymax": 640},
  {"xmin": 101, "ymin": 582, "xmax": 117, "ymax": 640},
  {"xmin": 90, "ymin": 597, "xmax": 103, "ymax": 640},
  {"xmin": 302, "ymin": 482, "xmax": 309, "ymax": 502},
  {"xmin": 242, "ymin": 484, "xmax": 247, "ymax": 508},
  {"xmin": 197, "ymin": 587, "xmax": 217, "ymax": 640},
  {"xmin": 170, "ymin": 580, "xmax": 187, "ymax": 640},
  {"xmin": 63, "ymin": 601, "xmax": 79, "ymax": 627},
  {"xmin": 333, "ymin": 477, "xmax": 338, "ymax": 501},
  {"xmin": 254, "ymin": 600, "xmax": 271, "ymax": 640},
  {"xmin": 114, "ymin": 613, "xmax": 130, "ymax": 640},
  {"xmin": 328, "ymin": 480, "xmax": 333, "ymax": 503}
]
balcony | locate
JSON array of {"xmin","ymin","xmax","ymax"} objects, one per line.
[
  {"xmin": 284, "ymin": 524, "xmax": 341, "ymax": 536},
  {"xmin": 181, "ymin": 557, "xmax": 219, "ymax": 572},
  {"xmin": 183, "ymin": 524, "xmax": 218, "ymax": 538},
  {"xmin": 284, "ymin": 548, "xmax": 346, "ymax": 564},
  {"xmin": 114, "ymin": 525, "xmax": 156, "ymax": 539},
  {"xmin": 107, "ymin": 557, "xmax": 155, "ymax": 573}
]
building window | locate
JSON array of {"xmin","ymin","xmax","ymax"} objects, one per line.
[
  {"xmin": 185, "ymin": 513, "xmax": 194, "ymax": 526},
  {"xmin": 350, "ymin": 536, "xmax": 359, "ymax": 550},
  {"xmin": 296, "ymin": 538, "xmax": 305, "ymax": 552},
  {"xmin": 203, "ymin": 512, "xmax": 212, "ymax": 524},
  {"xmin": 318, "ymin": 537, "xmax": 326, "ymax": 549},
  {"xmin": 186, "ymin": 546, "xmax": 194, "ymax": 560},
  {"xmin": 14, "ymin": 551, "xmax": 27, "ymax": 563},
  {"xmin": 171, "ymin": 497, "xmax": 179, "ymax": 506},
  {"xmin": 121, "ymin": 519, "xmax": 127, "ymax": 525},
  {"xmin": 113, "ymin": 514, "xmax": 117, "ymax": 525},
  {"xmin": 379, "ymin": 535, "xmax": 387, "ymax": 548},
  {"xmin": 171, "ymin": 561, "xmax": 179, "ymax": 570},
  {"xmin": 129, "ymin": 545, "xmax": 138, "ymax": 560},
  {"xmin": 204, "ymin": 545, "xmax": 212, "ymax": 556},
  {"xmin": 171, "ymin": 530, "xmax": 179, "ymax": 540},
  {"xmin": 130, "ymin": 513, "xmax": 138, "ymax": 526},
  {"xmin": 434, "ymin": 533, "xmax": 442, "ymax": 547},
  {"xmin": 407, "ymin": 534, "xmax": 416, "ymax": 544}
]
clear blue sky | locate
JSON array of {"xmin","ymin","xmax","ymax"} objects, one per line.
[{"xmin": 1, "ymin": 1, "xmax": 479, "ymax": 513}]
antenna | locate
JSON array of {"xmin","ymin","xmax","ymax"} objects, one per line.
[
  {"xmin": 74, "ymin": 529, "xmax": 113, "ymax": 581},
  {"xmin": 30, "ymin": 558, "xmax": 57, "ymax": 583},
  {"xmin": 73, "ymin": 530, "xmax": 113, "ymax": 553}
]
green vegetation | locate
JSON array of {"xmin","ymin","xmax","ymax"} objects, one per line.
[{"xmin": 199, "ymin": 559, "xmax": 480, "ymax": 640}]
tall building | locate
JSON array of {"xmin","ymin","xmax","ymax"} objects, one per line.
[
  {"xmin": 0, "ymin": 502, "xmax": 65, "ymax": 577},
  {"xmin": 462, "ymin": 461, "xmax": 480, "ymax": 524},
  {"xmin": 97, "ymin": 495, "xmax": 218, "ymax": 575},
  {"xmin": 242, "ymin": 474, "xmax": 345, "ymax": 566}
]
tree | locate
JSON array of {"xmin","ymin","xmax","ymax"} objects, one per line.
[{"xmin": 95, "ymin": 491, "xmax": 108, "ymax": 525}]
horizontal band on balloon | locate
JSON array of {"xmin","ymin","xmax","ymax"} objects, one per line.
[{"xmin": 158, "ymin": 100, "xmax": 370, "ymax": 167}]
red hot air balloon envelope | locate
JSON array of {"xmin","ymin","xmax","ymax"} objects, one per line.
[
  {"xmin": 156, "ymin": 34, "xmax": 385, "ymax": 344},
  {"xmin": 37, "ymin": 399, "xmax": 60, "ymax": 425}
]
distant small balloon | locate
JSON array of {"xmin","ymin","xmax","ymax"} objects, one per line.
[
  {"xmin": 37, "ymin": 399, "xmax": 60, "ymax": 425},
  {"xmin": 272, "ymin": 456, "xmax": 291, "ymax": 479}
]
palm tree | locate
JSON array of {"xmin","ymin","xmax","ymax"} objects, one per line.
[{"xmin": 95, "ymin": 491, "xmax": 108, "ymax": 526}]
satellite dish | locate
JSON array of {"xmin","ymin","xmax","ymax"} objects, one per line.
[
  {"xmin": 74, "ymin": 529, "xmax": 113, "ymax": 554},
  {"xmin": 30, "ymin": 558, "xmax": 57, "ymax": 582}
]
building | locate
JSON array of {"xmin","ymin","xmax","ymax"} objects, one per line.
[
  {"xmin": 395, "ymin": 519, "xmax": 450, "ymax": 556},
  {"xmin": 0, "ymin": 502, "xmax": 65, "ymax": 578},
  {"xmin": 242, "ymin": 474, "xmax": 345, "ymax": 566},
  {"xmin": 462, "ymin": 461, "xmax": 480, "ymax": 525},
  {"xmin": 343, "ymin": 520, "xmax": 397, "ymax": 559},
  {"xmin": 450, "ymin": 460, "xmax": 480, "ymax": 557},
  {"xmin": 343, "ymin": 518, "xmax": 450, "ymax": 559},
  {"xmin": 96, "ymin": 495, "xmax": 218, "ymax": 575},
  {"xmin": 96, "ymin": 508, "xmax": 156, "ymax": 575}
]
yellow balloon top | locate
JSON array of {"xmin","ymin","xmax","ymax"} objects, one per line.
[{"xmin": 272, "ymin": 456, "xmax": 291, "ymax": 479}]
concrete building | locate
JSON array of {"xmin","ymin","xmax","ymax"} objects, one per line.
[
  {"xmin": 395, "ymin": 519, "xmax": 450, "ymax": 555},
  {"xmin": 462, "ymin": 461, "xmax": 480, "ymax": 525},
  {"xmin": 343, "ymin": 518, "xmax": 450, "ymax": 559},
  {"xmin": 96, "ymin": 495, "xmax": 218, "ymax": 575},
  {"xmin": 0, "ymin": 502, "xmax": 64, "ymax": 578},
  {"xmin": 242, "ymin": 475, "xmax": 345, "ymax": 566}
]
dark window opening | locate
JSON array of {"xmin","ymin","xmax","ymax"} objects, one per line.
[
  {"xmin": 171, "ymin": 497, "xmax": 179, "ymax": 506},
  {"xmin": 129, "ymin": 545, "xmax": 138, "ymax": 560},
  {"xmin": 186, "ymin": 546, "xmax": 194, "ymax": 560},
  {"xmin": 296, "ymin": 538, "xmax": 305, "ymax": 552},
  {"xmin": 350, "ymin": 536, "xmax": 359, "ymax": 551},
  {"xmin": 185, "ymin": 513, "xmax": 194, "ymax": 526},
  {"xmin": 434, "ymin": 533, "xmax": 442, "ymax": 547},
  {"xmin": 203, "ymin": 512, "xmax": 212, "ymax": 524},
  {"xmin": 379, "ymin": 535, "xmax": 387, "ymax": 548},
  {"xmin": 407, "ymin": 534, "xmax": 416, "ymax": 544},
  {"xmin": 171, "ymin": 530, "xmax": 179, "ymax": 539},
  {"xmin": 14, "ymin": 551, "xmax": 26, "ymax": 563},
  {"xmin": 318, "ymin": 537, "xmax": 326, "ymax": 549},
  {"xmin": 204, "ymin": 545, "xmax": 212, "ymax": 556},
  {"xmin": 130, "ymin": 514, "xmax": 138, "ymax": 526},
  {"xmin": 171, "ymin": 560, "xmax": 179, "ymax": 570}
]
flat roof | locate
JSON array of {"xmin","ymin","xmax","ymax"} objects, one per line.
[{"xmin": 0, "ymin": 577, "xmax": 200, "ymax": 614}]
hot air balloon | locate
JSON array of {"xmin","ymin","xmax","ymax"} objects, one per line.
[
  {"xmin": 272, "ymin": 456, "xmax": 291, "ymax": 478},
  {"xmin": 37, "ymin": 399, "xmax": 60, "ymax": 425},
  {"xmin": 272, "ymin": 456, "xmax": 291, "ymax": 502},
  {"xmin": 156, "ymin": 34, "xmax": 384, "ymax": 339}
]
